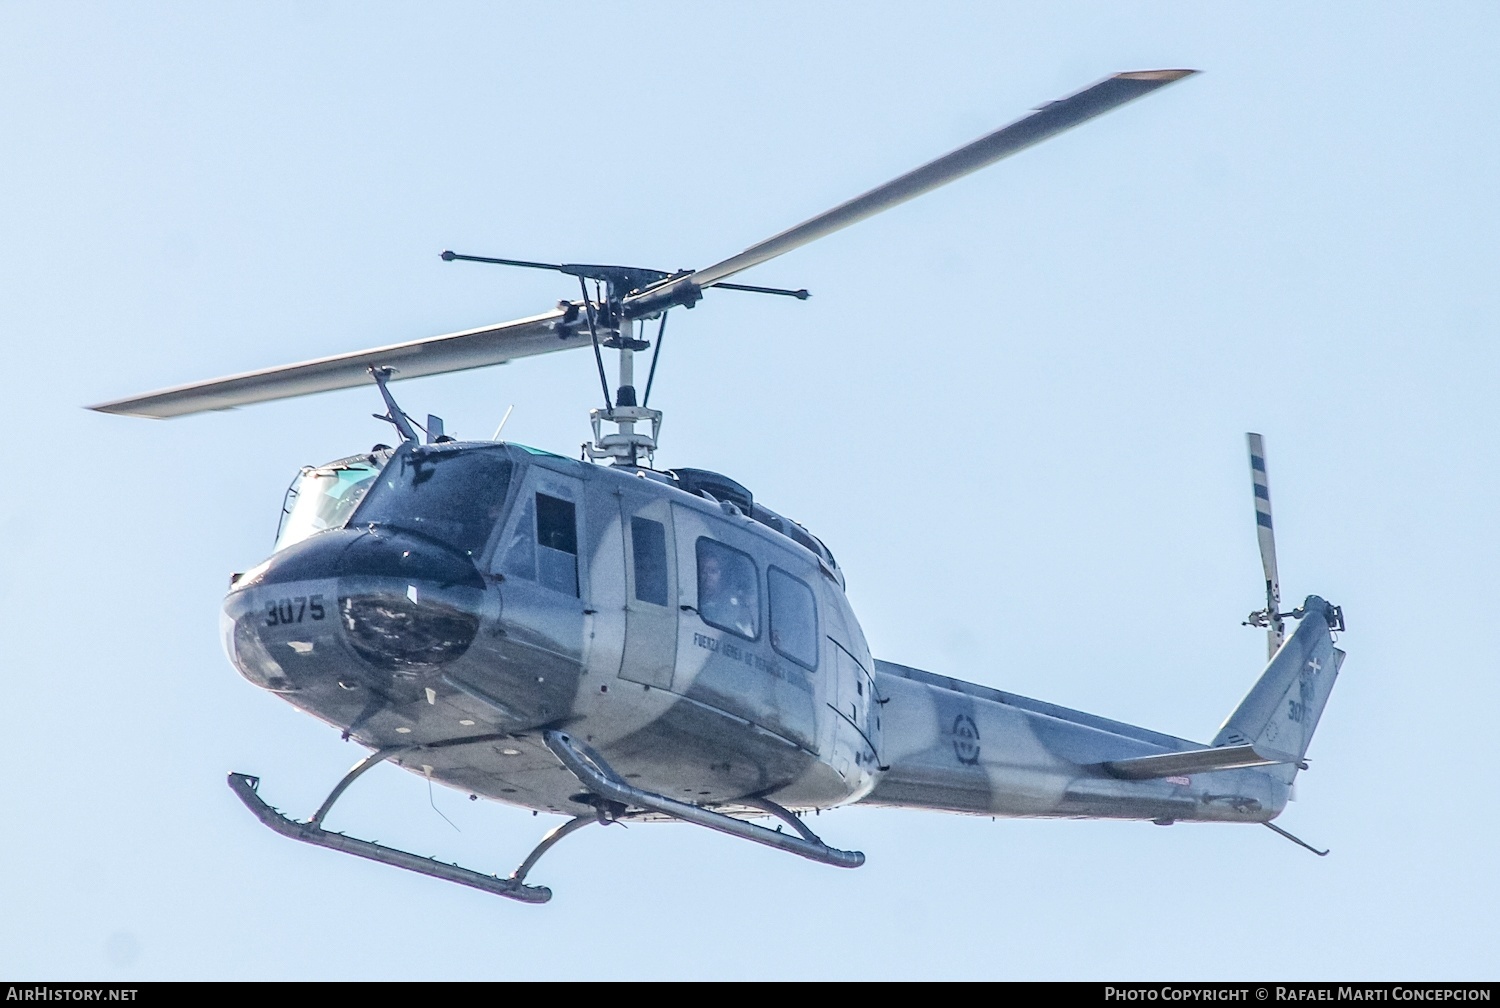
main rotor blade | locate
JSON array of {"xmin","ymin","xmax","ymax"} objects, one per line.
[
  {"xmin": 627, "ymin": 69, "xmax": 1195, "ymax": 313},
  {"xmin": 1247, "ymin": 432, "xmax": 1284, "ymax": 658},
  {"xmin": 94, "ymin": 71, "xmax": 1196, "ymax": 419},
  {"xmin": 89, "ymin": 310, "xmax": 569, "ymax": 419}
]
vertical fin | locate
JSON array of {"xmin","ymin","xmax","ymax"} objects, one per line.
[{"xmin": 1215, "ymin": 597, "xmax": 1343, "ymax": 774}]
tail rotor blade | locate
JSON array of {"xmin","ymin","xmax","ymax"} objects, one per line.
[{"xmin": 1247, "ymin": 432, "xmax": 1284, "ymax": 657}]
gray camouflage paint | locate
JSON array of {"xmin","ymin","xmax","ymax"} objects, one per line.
[{"xmin": 223, "ymin": 441, "xmax": 1342, "ymax": 828}]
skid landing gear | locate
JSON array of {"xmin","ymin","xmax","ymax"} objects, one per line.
[
  {"xmin": 230, "ymin": 772, "xmax": 551, "ymax": 902},
  {"xmin": 543, "ymin": 729, "xmax": 864, "ymax": 869},
  {"xmin": 228, "ymin": 746, "xmax": 606, "ymax": 904},
  {"xmin": 228, "ymin": 731, "xmax": 863, "ymax": 903}
]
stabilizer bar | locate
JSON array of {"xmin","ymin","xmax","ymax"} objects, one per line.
[
  {"xmin": 227, "ymin": 772, "xmax": 551, "ymax": 904},
  {"xmin": 542, "ymin": 730, "xmax": 864, "ymax": 869}
]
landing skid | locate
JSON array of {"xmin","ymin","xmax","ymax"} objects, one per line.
[
  {"xmin": 228, "ymin": 771, "xmax": 558, "ymax": 903},
  {"xmin": 543, "ymin": 729, "xmax": 864, "ymax": 869},
  {"xmin": 228, "ymin": 731, "xmax": 862, "ymax": 903},
  {"xmin": 227, "ymin": 740, "xmax": 609, "ymax": 904}
]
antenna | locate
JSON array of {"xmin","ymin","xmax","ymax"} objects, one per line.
[{"xmin": 491, "ymin": 404, "xmax": 515, "ymax": 442}]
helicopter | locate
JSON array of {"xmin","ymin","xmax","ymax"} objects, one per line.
[{"xmin": 90, "ymin": 69, "xmax": 1345, "ymax": 904}]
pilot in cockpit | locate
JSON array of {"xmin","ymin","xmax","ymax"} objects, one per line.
[{"xmin": 698, "ymin": 545, "xmax": 758, "ymax": 639}]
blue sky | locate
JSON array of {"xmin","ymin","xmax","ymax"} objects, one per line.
[{"xmin": 4, "ymin": 2, "xmax": 1498, "ymax": 980}]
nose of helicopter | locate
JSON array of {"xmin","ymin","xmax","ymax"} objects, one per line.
[{"xmin": 223, "ymin": 527, "xmax": 488, "ymax": 689}]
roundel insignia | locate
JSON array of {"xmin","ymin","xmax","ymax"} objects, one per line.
[{"xmin": 952, "ymin": 713, "xmax": 981, "ymax": 765}]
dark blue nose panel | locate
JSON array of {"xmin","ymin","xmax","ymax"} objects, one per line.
[
  {"xmin": 245, "ymin": 526, "xmax": 485, "ymax": 590},
  {"xmin": 339, "ymin": 527, "xmax": 488, "ymax": 590},
  {"xmin": 228, "ymin": 527, "xmax": 487, "ymax": 683}
]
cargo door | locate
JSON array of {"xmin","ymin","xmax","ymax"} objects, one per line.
[
  {"xmin": 672, "ymin": 503, "xmax": 818, "ymax": 752},
  {"xmin": 489, "ymin": 466, "xmax": 588, "ymax": 665}
]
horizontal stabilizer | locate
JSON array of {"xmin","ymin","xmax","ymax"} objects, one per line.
[{"xmin": 1101, "ymin": 742, "xmax": 1298, "ymax": 780}]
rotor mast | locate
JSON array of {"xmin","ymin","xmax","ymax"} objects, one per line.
[
  {"xmin": 435, "ymin": 252, "xmax": 815, "ymax": 465},
  {"xmin": 585, "ymin": 296, "xmax": 662, "ymax": 467},
  {"xmin": 436, "ymin": 254, "xmax": 670, "ymax": 465}
]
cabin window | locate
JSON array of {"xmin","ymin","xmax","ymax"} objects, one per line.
[
  {"xmin": 535, "ymin": 493, "xmax": 579, "ymax": 596},
  {"xmin": 275, "ymin": 455, "xmax": 386, "ymax": 552},
  {"xmin": 631, "ymin": 517, "xmax": 669, "ymax": 606},
  {"xmin": 768, "ymin": 567, "xmax": 818, "ymax": 670},
  {"xmin": 499, "ymin": 496, "xmax": 537, "ymax": 582},
  {"xmin": 696, "ymin": 538, "xmax": 759, "ymax": 640},
  {"xmin": 500, "ymin": 492, "xmax": 579, "ymax": 596}
]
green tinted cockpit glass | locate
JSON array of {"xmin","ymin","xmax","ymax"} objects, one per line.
[
  {"xmin": 275, "ymin": 455, "xmax": 387, "ymax": 552},
  {"xmin": 513, "ymin": 443, "xmax": 571, "ymax": 460}
]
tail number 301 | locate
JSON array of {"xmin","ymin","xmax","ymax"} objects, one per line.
[{"xmin": 266, "ymin": 595, "xmax": 326, "ymax": 626}]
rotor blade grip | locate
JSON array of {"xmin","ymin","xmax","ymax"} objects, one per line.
[{"xmin": 682, "ymin": 70, "xmax": 1196, "ymax": 291}]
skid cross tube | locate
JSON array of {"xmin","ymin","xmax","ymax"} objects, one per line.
[
  {"xmin": 508, "ymin": 815, "xmax": 595, "ymax": 887},
  {"xmin": 309, "ymin": 744, "xmax": 412, "ymax": 825},
  {"xmin": 738, "ymin": 795, "xmax": 823, "ymax": 843},
  {"xmin": 542, "ymin": 730, "xmax": 864, "ymax": 869}
]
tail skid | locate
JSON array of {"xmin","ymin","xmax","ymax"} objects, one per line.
[{"xmin": 1263, "ymin": 820, "xmax": 1330, "ymax": 856}]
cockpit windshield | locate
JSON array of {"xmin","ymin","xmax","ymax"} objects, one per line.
[
  {"xmin": 350, "ymin": 444, "xmax": 515, "ymax": 556},
  {"xmin": 275, "ymin": 453, "xmax": 389, "ymax": 553}
]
